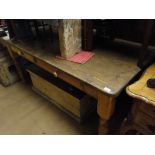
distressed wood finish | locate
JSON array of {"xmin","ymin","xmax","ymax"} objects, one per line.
[
  {"xmin": 97, "ymin": 93, "xmax": 116, "ymax": 134},
  {"xmin": 1, "ymin": 37, "xmax": 140, "ymax": 96},
  {"xmin": 121, "ymin": 63, "xmax": 155, "ymax": 134},
  {"xmin": 58, "ymin": 19, "xmax": 81, "ymax": 58},
  {"xmin": 0, "ymin": 35, "xmax": 140, "ymax": 134}
]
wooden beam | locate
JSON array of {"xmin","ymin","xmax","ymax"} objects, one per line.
[
  {"xmin": 82, "ymin": 19, "xmax": 93, "ymax": 51},
  {"xmin": 138, "ymin": 20, "xmax": 154, "ymax": 68},
  {"xmin": 58, "ymin": 19, "xmax": 81, "ymax": 58}
]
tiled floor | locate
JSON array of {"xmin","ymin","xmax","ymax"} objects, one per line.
[{"xmin": 0, "ymin": 82, "xmax": 98, "ymax": 134}]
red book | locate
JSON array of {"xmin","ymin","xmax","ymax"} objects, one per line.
[{"xmin": 56, "ymin": 51, "xmax": 95, "ymax": 64}]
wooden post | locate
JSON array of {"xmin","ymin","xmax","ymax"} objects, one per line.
[
  {"xmin": 82, "ymin": 19, "xmax": 93, "ymax": 51},
  {"xmin": 137, "ymin": 20, "xmax": 154, "ymax": 68},
  {"xmin": 58, "ymin": 19, "xmax": 81, "ymax": 58}
]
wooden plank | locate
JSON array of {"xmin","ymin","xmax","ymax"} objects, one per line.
[{"xmin": 58, "ymin": 19, "xmax": 81, "ymax": 58}]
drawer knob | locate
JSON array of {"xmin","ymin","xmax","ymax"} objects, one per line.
[
  {"xmin": 53, "ymin": 72, "xmax": 58, "ymax": 78},
  {"xmin": 33, "ymin": 57, "xmax": 37, "ymax": 63}
]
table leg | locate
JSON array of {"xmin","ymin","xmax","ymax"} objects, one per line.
[
  {"xmin": 97, "ymin": 92, "xmax": 116, "ymax": 134},
  {"xmin": 7, "ymin": 46, "xmax": 24, "ymax": 81}
]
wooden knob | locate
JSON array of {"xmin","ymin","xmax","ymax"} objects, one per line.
[
  {"xmin": 20, "ymin": 51, "xmax": 24, "ymax": 56},
  {"xmin": 53, "ymin": 72, "xmax": 58, "ymax": 78},
  {"xmin": 33, "ymin": 57, "xmax": 37, "ymax": 63}
]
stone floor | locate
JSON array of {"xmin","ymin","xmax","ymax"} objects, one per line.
[{"xmin": 0, "ymin": 82, "xmax": 98, "ymax": 135}]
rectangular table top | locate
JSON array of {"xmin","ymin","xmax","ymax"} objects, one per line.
[{"xmin": 0, "ymin": 36, "xmax": 141, "ymax": 96}]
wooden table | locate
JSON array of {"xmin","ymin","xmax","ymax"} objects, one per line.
[{"xmin": 0, "ymin": 36, "xmax": 141, "ymax": 134}]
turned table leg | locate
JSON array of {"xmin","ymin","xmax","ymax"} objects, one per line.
[{"xmin": 97, "ymin": 92, "xmax": 116, "ymax": 134}]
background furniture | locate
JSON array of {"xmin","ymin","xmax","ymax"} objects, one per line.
[
  {"xmin": 0, "ymin": 48, "xmax": 19, "ymax": 86},
  {"xmin": 121, "ymin": 63, "xmax": 155, "ymax": 134},
  {"xmin": 83, "ymin": 19, "xmax": 155, "ymax": 69}
]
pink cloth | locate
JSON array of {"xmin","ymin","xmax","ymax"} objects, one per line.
[{"xmin": 56, "ymin": 51, "xmax": 95, "ymax": 64}]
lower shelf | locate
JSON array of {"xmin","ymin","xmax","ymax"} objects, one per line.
[{"xmin": 28, "ymin": 66, "xmax": 96, "ymax": 123}]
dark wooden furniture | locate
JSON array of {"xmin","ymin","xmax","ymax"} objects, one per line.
[
  {"xmin": 121, "ymin": 63, "xmax": 155, "ymax": 134},
  {"xmin": 82, "ymin": 19, "xmax": 155, "ymax": 69}
]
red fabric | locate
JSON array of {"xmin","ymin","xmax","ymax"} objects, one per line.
[{"xmin": 56, "ymin": 51, "xmax": 95, "ymax": 64}]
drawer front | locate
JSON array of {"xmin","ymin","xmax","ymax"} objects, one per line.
[
  {"xmin": 133, "ymin": 111, "xmax": 155, "ymax": 134},
  {"xmin": 11, "ymin": 45, "xmax": 98, "ymax": 99},
  {"xmin": 32, "ymin": 58, "xmax": 98, "ymax": 99},
  {"xmin": 30, "ymin": 72, "xmax": 81, "ymax": 117}
]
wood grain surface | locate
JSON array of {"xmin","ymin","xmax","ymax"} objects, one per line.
[{"xmin": 0, "ymin": 36, "xmax": 140, "ymax": 97}]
